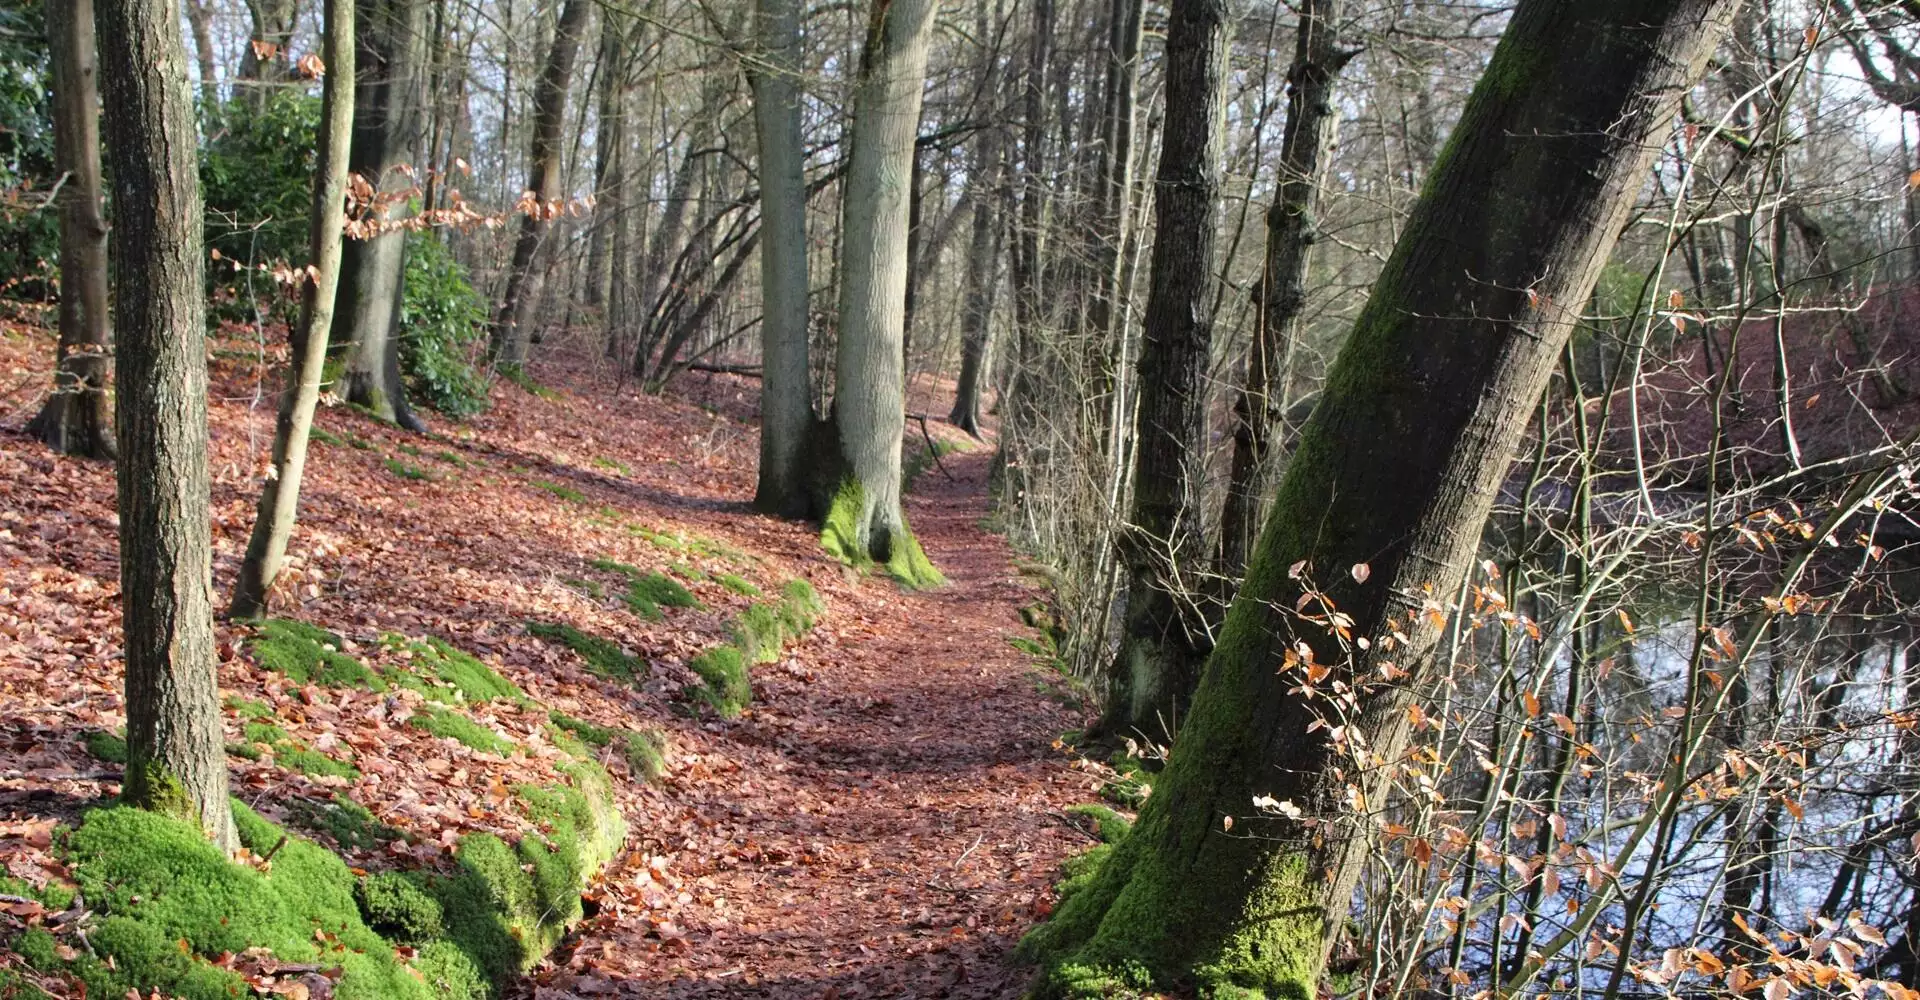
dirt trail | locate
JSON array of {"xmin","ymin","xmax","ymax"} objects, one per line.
[{"xmin": 559, "ymin": 449, "xmax": 1093, "ymax": 999}]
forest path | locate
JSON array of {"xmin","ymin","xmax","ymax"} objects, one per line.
[{"xmin": 555, "ymin": 448, "xmax": 1092, "ymax": 999}]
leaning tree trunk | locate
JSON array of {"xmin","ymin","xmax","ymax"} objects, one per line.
[
  {"xmin": 818, "ymin": 0, "xmax": 943, "ymax": 589},
  {"xmin": 490, "ymin": 0, "xmax": 592, "ymax": 366},
  {"xmin": 748, "ymin": 0, "xmax": 814, "ymax": 518},
  {"xmin": 1097, "ymin": 0, "xmax": 1229, "ymax": 746},
  {"xmin": 96, "ymin": 0, "xmax": 237, "ymax": 852},
  {"xmin": 331, "ymin": 0, "xmax": 430, "ymax": 430},
  {"xmin": 1018, "ymin": 2, "xmax": 1738, "ymax": 996},
  {"xmin": 230, "ymin": 0, "xmax": 355, "ymax": 620},
  {"xmin": 28, "ymin": 0, "xmax": 115, "ymax": 460},
  {"xmin": 1216, "ymin": 0, "xmax": 1351, "ymax": 578}
]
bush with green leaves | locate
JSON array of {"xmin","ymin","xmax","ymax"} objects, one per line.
[
  {"xmin": 0, "ymin": 3, "xmax": 55, "ymax": 293},
  {"xmin": 398, "ymin": 230, "xmax": 489, "ymax": 417},
  {"xmin": 200, "ymin": 89, "xmax": 320, "ymax": 315}
]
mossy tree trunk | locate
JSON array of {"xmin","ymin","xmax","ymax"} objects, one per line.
[
  {"xmin": 1098, "ymin": 0, "xmax": 1229, "ymax": 746},
  {"xmin": 818, "ymin": 0, "xmax": 943, "ymax": 589},
  {"xmin": 27, "ymin": 0, "xmax": 115, "ymax": 461},
  {"xmin": 748, "ymin": 0, "xmax": 814, "ymax": 519},
  {"xmin": 97, "ymin": 0, "xmax": 237, "ymax": 852},
  {"xmin": 332, "ymin": 0, "xmax": 430, "ymax": 431},
  {"xmin": 488, "ymin": 0, "xmax": 591, "ymax": 366},
  {"xmin": 1022, "ymin": 2, "xmax": 1738, "ymax": 996},
  {"xmin": 230, "ymin": 0, "xmax": 356, "ymax": 620},
  {"xmin": 1215, "ymin": 0, "xmax": 1350, "ymax": 580}
]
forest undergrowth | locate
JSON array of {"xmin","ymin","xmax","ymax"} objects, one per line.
[{"xmin": 0, "ymin": 316, "xmax": 1108, "ymax": 999}]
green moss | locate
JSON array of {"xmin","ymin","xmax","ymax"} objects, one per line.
[
  {"xmin": 273, "ymin": 745, "xmax": 359, "ymax": 780},
  {"xmin": 244, "ymin": 721, "xmax": 291, "ymax": 745},
  {"xmin": 730, "ymin": 604, "xmax": 784, "ymax": 664},
  {"xmin": 392, "ymin": 637, "xmax": 527, "ymax": 705},
  {"xmin": 820, "ymin": 480, "xmax": 944, "ymax": 589},
  {"xmin": 669, "ymin": 561, "xmax": 709, "ymax": 583},
  {"xmin": 0, "ymin": 965, "xmax": 54, "ymax": 999},
  {"xmin": 408, "ymin": 705, "xmax": 514, "ymax": 755},
  {"xmin": 44, "ymin": 802, "xmax": 448, "ymax": 1000},
  {"xmin": 249, "ymin": 619, "xmax": 386, "ymax": 690},
  {"xmin": 591, "ymin": 457, "xmax": 630, "ymax": 475},
  {"xmin": 225, "ymin": 695, "xmax": 275, "ymax": 720},
  {"xmin": 778, "ymin": 578, "xmax": 823, "ymax": 633},
  {"xmin": 226, "ymin": 741, "xmax": 263, "ymax": 760},
  {"xmin": 500, "ymin": 365, "xmax": 560, "ymax": 400},
  {"xmin": 622, "ymin": 728, "xmax": 667, "ymax": 782},
  {"xmin": 533, "ymin": 480, "xmax": 585, "ymax": 503},
  {"xmin": 560, "ymin": 577, "xmax": 605, "ymax": 600},
  {"xmin": 626, "ymin": 525, "xmax": 687, "ymax": 552},
  {"xmin": 356, "ymin": 872, "xmax": 444, "ymax": 941},
  {"xmin": 548, "ymin": 711, "xmax": 616, "ymax": 748},
  {"xmin": 627, "ymin": 572, "xmax": 699, "ymax": 612},
  {"xmin": 386, "ymin": 458, "xmax": 432, "ymax": 481},
  {"xmin": 527, "ymin": 622, "xmax": 644, "ymax": 684},
  {"xmin": 687, "ymin": 646, "xmax": 750, "ymax": 718},
  {"xmin": 284, "ymin": 795, "xmax": 404, "ymax": 852},
  {"xmin": 82, "ymin": 730, "xmax": 127, "ymax": 764},
  {"xmin": 435, "ymin": 450, "xmax": 470, "ymax": 469},
  {"xmin": 1066, "ymin": 804, "xmax": 1134, "ymax": 845},
  {"xmin": 715, "ymin": 572, "xmax": 761, "ymax": 596},
  {"xmin": 310, "ymin": 426, "xmax": 345, "ymax": 447},
  {"xmin": 588, "ymin": 557, "xmax": 640, "ymax": 576}
]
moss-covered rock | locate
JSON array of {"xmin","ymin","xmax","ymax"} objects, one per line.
[{"xmin": 249, "ymin": 619, "xmax": 387, "ymax": 690}]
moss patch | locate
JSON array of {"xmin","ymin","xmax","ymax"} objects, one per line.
[
  {"xmin": 1066, "ymin": 804, "xmax": 1134, "ymax": 845},
  {"xmin": 82, "ymin": 730, "xmax": 126, "ymax": 764},
  {"xmin": 687, "ymin": 647, "xmax": 750, "ymax": 718},
  {"xmin": 37, "ymin": 802, "xmax": 463, "ymax": 1000},
  {"xmin": 623, "ymin": 572, "xmax": 699, "ymax": 620},
  {"xmin": 408, "ymin": 705, "xmax": 514, "ymax": 755},
  {"xmin": 716, "ymin": 572, "xmax": 761, "ymax": 597},
  {"xmin": 387, "ymin": 636, "xmax": 526, "ymax": 705},
  {"xmin": 819, "ymin": 480, "xmax": 944, "ymax": 589},
  {"xmin": 527, "ymin": 622, "xmax": 644, "ymax": 684},
  {"xmin": 284, "ymin": 795, "xmax": 404, "ymax": 852},
  {"xmin": 249, "ymin": 619, "xmax": 386, "ymax": 690},
  {"xmin": 533, "ymin": 480, "xmax": 585, "ymax": 503}
]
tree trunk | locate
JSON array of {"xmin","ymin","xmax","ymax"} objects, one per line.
[
  {"xmin": 489, "ymin": 0, "xmax": 591, "ymax": 366},
  {"xmin": 238, "ymin": 0, "xmax": 300, "ymax": 85},
  {"xmin": 97, "ymin": 0, "xmax": 237, "ymax": 852},
  {"xmin": 1019, "ymin": 1, "xmax": 1737, "ymax": 995},
  {"xmin": 332, "ymin": 0, "xmax": 430, "ymax": 430},
  {"xmin": 1097, "ymin": 0, "xmax": 1229, "ymax": 746},
  {"xmin": 183, "ymin": 0, "xmax": 219, "ymax": 106},
  {"xmin": 230, "ymin": 0, "xmax": 355, "ymax": 620},
  {"xmin": 748, "ymin": 0, "xmax": 814, "ymax": 518},
  {"xmin": 819, "ymin": 0, "xmax": 943, "ymax": 589},
  {"xmin": 950, "ymin": 114, "xmax": 1006, "ymax": 436},
  {"xmin": 1216, "ymin": 0, "xmax": 1351, "ymax": 579},
  {"xmin": 28, "ymin": 0, "xmax": 115, "ymax": 460},
  {"xmin": 584, "ymin": 9, "xmax": 627, "ymax": 313}
]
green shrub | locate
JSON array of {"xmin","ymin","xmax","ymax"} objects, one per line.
[
  {"xmin": 201, "ymin": 90, "xmax": 320, "ymax": 317},
  {"xmin": 0, "ymin": 6, "xmax": 59, "ymax": 296},
  {"xmin": 398, "ymin": 231, "xmax": 489, "ymax": 418}
]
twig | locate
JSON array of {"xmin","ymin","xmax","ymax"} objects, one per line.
[
  {"xmin": 1047, "ymin": 811, "xmax": 1104, "ymax": 843},
  {"xmin": 909, "ymin": 414, "xmax": 956, "ymax": 480}
]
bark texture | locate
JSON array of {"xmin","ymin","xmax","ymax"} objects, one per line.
[
  {"xmin": 231, "ymin": 0, "xmax": 356, "ymax": 620},
  {"xmin": 490, "ymin": 0, "xmax": 592, "ymax": 365},
  {"xmin": 1098, "ymin": 0, "xmax": 1229, "ymax": 745},
  {"xmin": 28, "ymin": 0, "xmax": 116, "ymax": 460},
  {"xmin": 97, "ymin": 0, "xmax": 236, "ymax": 850},
  {"xmin": 238, "ymin": 0, "xmax": 301, "ymax": 85},
  {"xmin": 1021, "ymin": 2, "xmax": 1738, "ymax": 996},
  {"xmin": 818, "ymin": 0, "xmax": 943, "ymax": 589},
  {"xmin": 332, "ymin": 0, "xmax": 430, "ymax": 430},
  {"xmin": 749, "ymin": 0, "xmax": 814, "ymax": 518},
  {"xmin": 1216, "ymin": 0, "xmax": 1350, "ymax": 578}
]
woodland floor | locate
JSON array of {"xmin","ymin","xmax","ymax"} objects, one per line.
[{"xmin": 0, "ymin": 314, "xmax": 1111, "ymax": 999}]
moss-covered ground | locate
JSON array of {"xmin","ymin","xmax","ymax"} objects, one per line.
[{"xmin": 682, "ymin": 578, "xmax": 824, "ymax": 717}]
